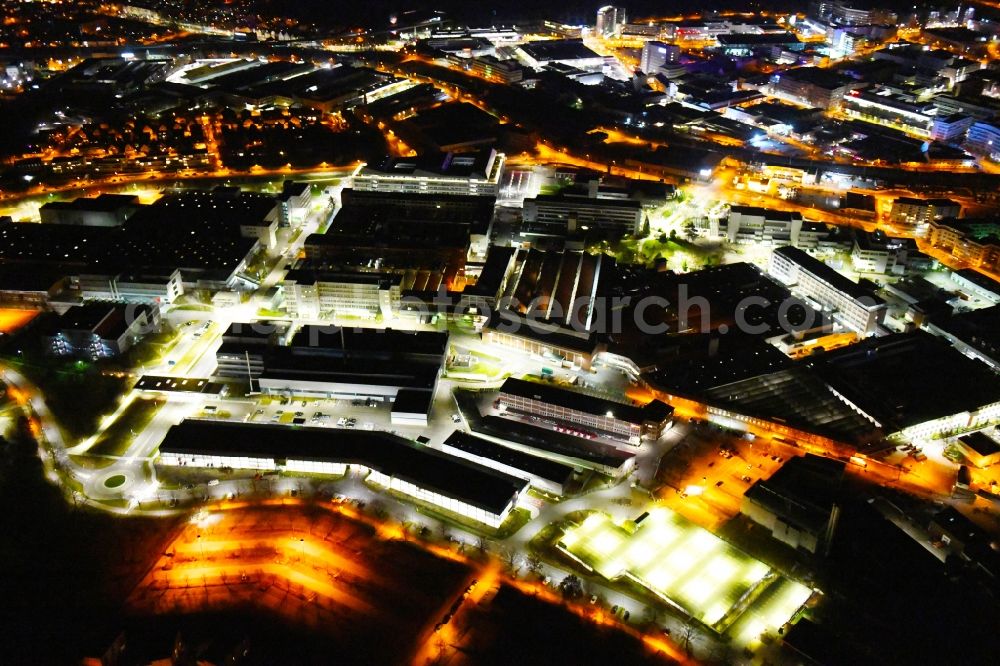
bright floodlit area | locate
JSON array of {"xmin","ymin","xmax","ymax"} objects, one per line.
[
  {"xmin": 558, "ymin": 507, "xmax": 811, "ymax": 633},
  {"xmin": 0, "ymin": 308, "xmax": 39, "ymax": 334}
]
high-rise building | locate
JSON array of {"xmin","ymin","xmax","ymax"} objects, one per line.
[
  {"xmin": 596, "ymin": 5, "xmax": 627, "ymax": 38},
  {"xmin": 639, "ymin": 41, "xmax": 680, "ymax": 74}
]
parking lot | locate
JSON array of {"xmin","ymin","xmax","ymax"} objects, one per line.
[{"xmin": 655, "ymin": 425, "xmax": 797, "ymax": 529}]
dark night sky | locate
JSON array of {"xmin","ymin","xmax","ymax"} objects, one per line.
[{"xmin": 260, "ymin": 1, "xmax": 786, "ymax": 28}]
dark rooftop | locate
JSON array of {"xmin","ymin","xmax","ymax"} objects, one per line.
[
  {"xmin": 40, "ymin": 193, "xmax": 139, "ymax": 213},
  {"xmin": 134, "ymin": 376, "xmax": 226, "ymax": 395},
  {"xmin": 50, "ymin": 303, "xmax": 151, "ymax": 340},
  {"xmin": 444, "ymin": 431, "xmax": 576, "ymax": 485},
  {"xmin": 958, "ymin": 431, "xmax": 1000, "ymax": 458},
  {"xmin": 647, "ymin": 341, "xmax": 794, "ymax": 395},
  {"xmin": 931, "ymin": 304, "xmax": 1000, "ymax": 364},
  {"xmin": 519, "ymin": 39, "xmax": 602, "ymax": 62},
  {"xmin": 812, "ymin": 331, "xmax": 1000, "ymax": 432},
  {"xmin": 779, "ymin": 67, "xmax": 852, "ymax": 90},
  {"xmin": 390, "ymin": 388, "xmax": 434, "ymax": 415},
  {"xmin": 289, "ymin": 326, "xmax": 449, "ymax": 359},
  {"xmin": 744, "ymin": 454, "xmax": 844, "ymax": 534},
  {"xmin": 360, "ymin": 148, "xmax": 498, "ymax": 180},
  {"xmin": 476, "ymin": 415, "xmax": 635, "ymax": 471},
  {"xmin": 159, "ymin": 420, "xmax": 526, "ymax": 514}
]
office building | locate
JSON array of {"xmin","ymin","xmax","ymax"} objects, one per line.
[
  {"xmin": 770, "ymin": 67, "xmax": 859, "ymax": 109},
  {"xmin": 281, "ymin": 270, "xmax": 402, "ymax": 320},
  {"xmin": 496, "ymin": 377, "xmax": 673, "ymax": 445},
  {"xmin": 157, "ymin": 421, "xmax": 527, "ymax": 528},
  {"xmin": 718, "ymin": 32, "xmax": 802, "ymax": 57},
  {"xmin": 889, "ymin": 197, "xmax": 961, "ymax": 232},
  {"xmin": 640, "ymin": 41, "xmax": 680, "ymax": 74},
  {"xmin": 472, "ymin": 414, "xmax": 637, "ymax": 478},
  {"xmin": 595, "ymin": 6, "xmax": 627, "ymax": 38},
  {"xmin": 927, "ymin": 219, "xmax": 1000, "ymax": 273},
  {"xmin": 276, "ymin": 181, "xmax": 312, "ymax": 227},
  {"xmin": 717, "ymin": 206, "xmax": 807, "ymax": 246},
  {"xmin": 840, "ymin": 88, "xmax": 935, "ymax": 137},
  {"xmin": 73, "ymin": 269, "xmax": 184, "ymax": 305},
  {"xmin": 951, "ymin": 269, "xmax": 1000, "ymax": 304},
  {"xmin": 931, "ymin": 113, "xmax": 975, "ymax": 143},
  {"xmin": 466, "ymin": 55, "xmax": 523, "ymax": 83},
  {"xmin": 830, "ymin": 2, "xmax": 896, "ymax": 26},
  {"xmin": 850, "ymin": 230, "xmax": 929, "ymax": 275},
  {"xmin": 216, "ymin": 324, "xmax": 448, "ymax": 420},
  {"xmin": 769, "ymin": 246, "xmax": 887, "ymax": 335},
  {"xmin": 965, "ymin": 121, "xmax": 1000, "ymax": 161},
  {"xmin": 522, "ymin": 194, "xmax": 643, "ymax": 239},
  {"xmin": 44, "ymin": 303, "xmax": 159, "ymax": 359},
  {"xmin": 352, "ymin": 149, "xmax": 505, "ymax": 197},
  {"xmin": 956, "ymin": 431, "xmax": 1000, "ymax": 468}
]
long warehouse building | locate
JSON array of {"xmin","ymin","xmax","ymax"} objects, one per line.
[
  {"xmin": 157, "ymin": 420, "xmax": 527, "ymax": 528},
  {"xmin": 441, "ymin": 430, "xmax": 577, "ymax": 496},
  {"xmin": 496, "ymin": 377, "xmax": 674, "ymax": 445}
]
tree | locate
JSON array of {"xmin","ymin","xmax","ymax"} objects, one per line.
[
  {"xmin": 558, "ymin": 574, "xmax": 584, "ymax": 600},
  {"xmin": 369, "ymin": 499, "xmax": 388, "ymax": 520},
  {"xmin": 501, "ymin": 548, "xmax": 521, "ymax": 575},
  {"xmin": 525, "ymin": 554, "xmax": 544, "ymax": 576},
  {"xmin": 640, "ymin": 217, "xmax": 651, "ymax": 238},
  {"xmin": 681, "ymin": 621, "xmax": 697, "ymax": 658}
]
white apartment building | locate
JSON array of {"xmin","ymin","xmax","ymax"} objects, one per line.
[
  {"xmin": 889, "ymin": 197, "xmax": 961, "ymax": 233},
  {"xmin": 352, "ymin": 149, "xmax": 505, "ymax": 197},
  {"xmin": 74, "ymin": 269, "xmax": 184, "ymax": 305},
  {"xmin": 522, "ymin": 194, "xmax": 643, "ymax": 238},
  {"xmin": 769, "ymin": 246, "xmax": 887, "ymax": 336},
  {"xmin": 281, "ymin": 271, "xmax": 402, "ymax": 320},
  {"xmin": 717, "ymin": 206, "xmax": 807, "ymax": 246}
]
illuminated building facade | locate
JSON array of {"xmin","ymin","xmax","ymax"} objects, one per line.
[{"xmin": 158, "ymin": 421, "xmax": 528, "ymax": 528}]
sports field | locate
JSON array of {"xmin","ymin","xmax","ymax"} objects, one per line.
[{"xmin": 558, "ymin": 507, "xmax": 811, "ymax": 634}]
